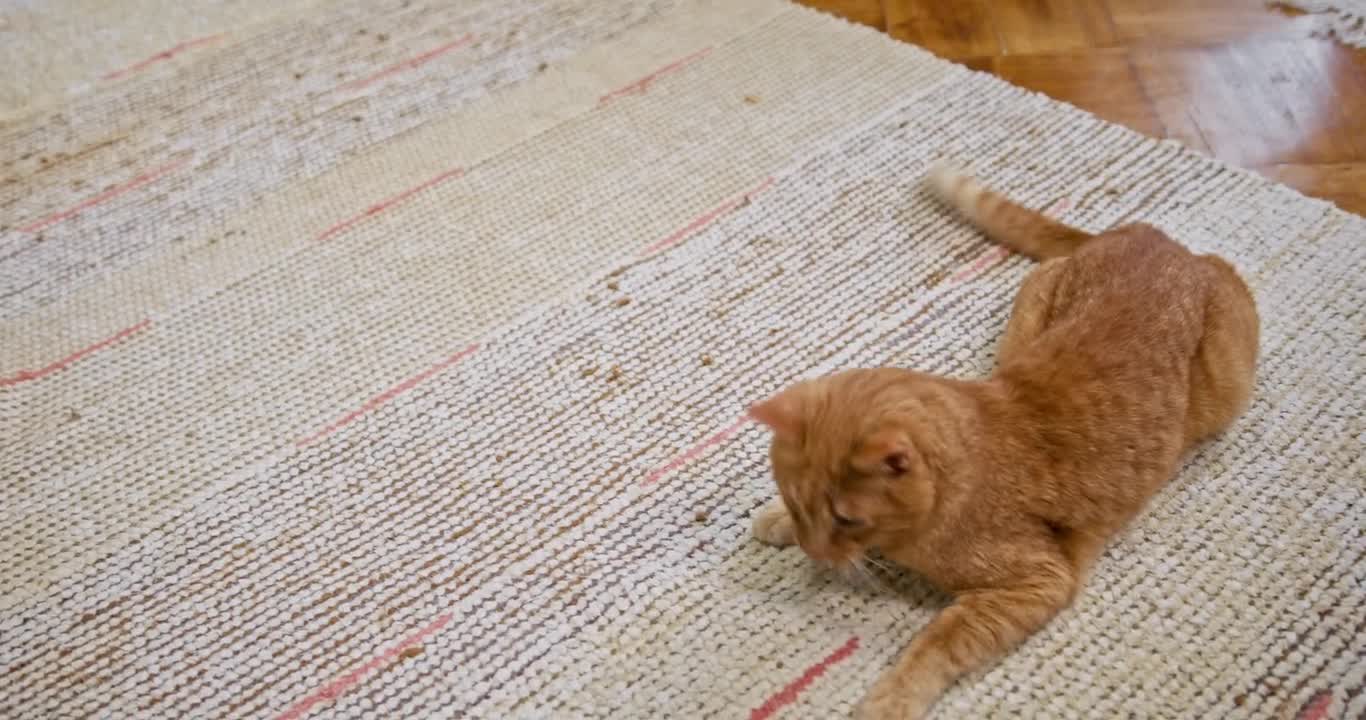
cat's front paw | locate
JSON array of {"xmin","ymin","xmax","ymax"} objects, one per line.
[
  {"xmin": 856, "ymin": 674, "xmax": 927, "ymax": 720},
  {"xmin": 751, "ymin": 498, "xmax": 796, "ymax": 547}
]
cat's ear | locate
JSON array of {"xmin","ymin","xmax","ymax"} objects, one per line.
[
  {"xmin": 748, "ymin": 389, "xmax": 804, "ymax": 438},
  {"xmin": 857, "ymin": 429, "xmax": 912, "ymax": 476}
]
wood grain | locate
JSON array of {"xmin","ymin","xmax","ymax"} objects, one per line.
[
  {"xmin": 884, "ymin": 0, "xmax": 1000, "ymax": 59},
  {"xmin": 1132, "ymin": 36, "xmax": 1366, "ymax": 167},
  {"xmin": 1104, "ymin": 0, "xmax": 1312, "ymax": 45},
  {"xmin": 992, "ymin": 0, "xmax": 1117, "ymax": 54},
  {"xmin": 798, "ymin": 0, "xmax": 887, "ymax": 29},
  {"xmin": 794, "ymin": 0, "xmax": 1366, "ymax": 217}
]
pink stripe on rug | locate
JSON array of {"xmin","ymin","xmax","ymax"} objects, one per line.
[
  {"xmin": 295, "ymin": 344, "xmax": 479, "ymax": 446},
  {"xmin": 642, "ymin": 177, "xmax": 774, "ymax": 256},
  {"xmin": 949, "ymin": 245, "xmax": 1010, "ymax": 283},
  {"xmin": 314, "ymin": 168, "xmax": 464, "ymax": 242},
  {"xmin": 275, "ymin": 612, "xmax": 453, "ymax": 720},
  {"xmin": 1, "ymin": 320, "xmax": 151, "ymax": 387},
  {"xmin": 750, "ymin": 636, "xmax": 860, "ymax": 720},
  {"xmin": 102, "ymin": 35, "xmax": 226, "ymax": 81},
  {"xmin": 599, "ymin": 47, "xmax": 713, "ymax": 105},
  {"xmin": 19, "ymin": 156, "xmax": 191, "ymax": 233},
  {"xmin": 642, "ymin": 417, "xmax": 750, "ymax": 485},
  {"xmin": 1043, "ymin": 195, "xmax": 1073, "ymax": 217},
  {"xmin": 1297, "ymin": 690, "xmax": 1332, "ymax": 720},
  {"xmin": 340, "ymin": 34, "xmax": 476, "ymax": 91}
]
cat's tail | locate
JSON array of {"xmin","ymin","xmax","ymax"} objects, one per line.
[{"xmin": 926, "ymin": 161, "xmax": 1093, "ymax": 260}]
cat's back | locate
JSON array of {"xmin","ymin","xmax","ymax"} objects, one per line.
[
  {"xmin": 995, "ymin": 222, "xmax": 1212, "ymax": 430},
  {"xmin": 1048, "ymin": 223, "xmax": 1209, "ymax": 360},
  {"xmin": 985, "ymin": 225, "xmax": 1218, "ymax": 523}
]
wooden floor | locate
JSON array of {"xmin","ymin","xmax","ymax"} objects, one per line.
[{"xmin": 798, "ymin": 0, "xmax": 1366, "ymax": 216}]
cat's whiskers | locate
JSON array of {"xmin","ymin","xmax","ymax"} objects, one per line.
[
  {"xmin": 840, "ymin": 556, "xmax": 892, "ymax": 594},
  {"xmin": 862, "ymin": 554, "xmax": 896, "ymax": 575}
]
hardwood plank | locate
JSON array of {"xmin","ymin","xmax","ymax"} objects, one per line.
[
  {"xmin": 805, "ymin": 0, "xmax": 1366, "ymax": 217},
  {"xmin": 1126, "ymin": 47, "xmax": 1218, "ymax": 157},
  {"xmin": 1105, "ymin": 0, "xmax": 1313, "ymax": 46},
  {"xmin": 1258, "ymin": 163, "xmax": 1366, "ymax": 216},
  {"xmin": 973, "ymin": 48, "xmax": 1165, "ymax": 139},
  {"xmin": 884, "ymin": 0, "xmax": 1000, "ymax": 59},
  {"xmin": 1132, "ymin": 37, "xmax": 1366, "ymax": 166},
  {"xmin": 794, "ymin": 0, "xmax": 885, "ymax": 30},
  {"xmin": 991, "ymin": 0, "xmax": 1118, "ymax": 54}
]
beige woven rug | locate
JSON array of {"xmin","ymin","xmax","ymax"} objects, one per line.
[
  {"xmin": 2, "ymin": 0, "xmax": 1363, "ymax": 717},
  {"xmin": 1277, "ymin": 0, "xmax": 1366, "ymax": 47}
]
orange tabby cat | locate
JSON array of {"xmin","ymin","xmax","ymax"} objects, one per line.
[{"xmin": 748, "ymin": 162, "xmax": 1259, "ymax": 719}]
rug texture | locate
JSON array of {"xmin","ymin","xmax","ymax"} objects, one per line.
[
  {"xmin": 2, "ymin": 0, "xmax": 1364, "ymax": 718},
  {"xmin": 1279, "ymin": 0, "xmax": 1366, "ymax": 46}
]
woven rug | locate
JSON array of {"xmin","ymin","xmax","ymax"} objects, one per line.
[
  {"xmin": 1277, "ymin": 0, "xmax": 1366, "ymax": 46},
  {"xmin": 2, "ymin": 0, "xmax": 1363, "ymax": 717}
]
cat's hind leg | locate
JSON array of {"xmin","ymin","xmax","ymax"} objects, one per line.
[
  {"xmin": 752, "ymin": 497, "xmax": 796, "ymax": 547},
  {"xmin": 997, "ymin": 257, "xmax": 1069, "ymax": 365},
  {"xmin": 1184, "ymin": 255, "xmax": 1259, "ymax": 446}
]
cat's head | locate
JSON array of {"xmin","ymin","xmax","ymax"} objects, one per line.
[{"xmin": 749, "ymin": 368, "xmax": 955, "ymax": 567}]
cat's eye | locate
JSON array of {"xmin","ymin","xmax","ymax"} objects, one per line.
[{"xmin": 832, "ymin": 511, "xmax": 862, "ymax": 529}]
